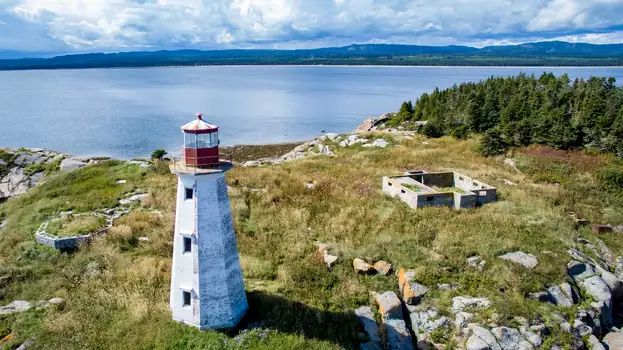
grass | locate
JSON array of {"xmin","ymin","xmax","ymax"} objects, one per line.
[
  {"xmin": 0, "ymin": 136, "xmax": 622, "ymax": 349},
  {"xmin": 46, "ymin": 215, "xmax": 107, "ymax": 237},
  {"xmin": 432, "ymin": 186, "xmax": 467, "ymax": 194},
  {"xmin": 402, "ymin": 184, "xmax": 423, "ymax": 192}
]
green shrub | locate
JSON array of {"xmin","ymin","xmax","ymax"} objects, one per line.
[
  {"xmin": 477, "ymin": 128, "xmax": 507, "ymax": 157},
  {"xmin": 598, "ymin": 166, "xmax": 623, "ymax": 192},
  {"xmin": 422, "ymin": 121, "xmax": 444, "ymax": 138},
  {"xmin": 450, "ymin": 124, "xmax": 469, "ymax": 140}
]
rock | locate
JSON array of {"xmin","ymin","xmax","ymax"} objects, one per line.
[
  {"xmin": 603, "ymin": 332, "xmax": 623, "ymax": 349},
  {"xmin": 616, "ymin": 256, "xmax": 623, "ymax": 280},
  {"xmin": 373, "ymin": 261, "xmax": 392, "ymax": 275},
  {"xmin": 595, "ymin": 266, "xmax": 623, "ymax": 299},
  {"xmin": 373, "ymin": 291, "xmax": 403, "ymax": 320},
  {"xmin": 573, "ymin": 319, "xmax": 592, "ymax": 337},
  {"xmin": 354, "ymin": 306, "xmax": 381, "ymax": 348},
  {"xmin": 0, "ymin": 167, "xmax": 29, "ymax": 199},
  {"xmin": 16, "ymin": 339, "xmax": 34, "ymax": 350},
  {"xmin": 467, "ymin": 256, "xmax": 486, "ymax": 271},
  {"xmin": 466, "ymin": 324, "xmax": 501, "ymax": 350},
  {"xmin": 116, "ymin": 179, "xmax": 127, "ymax": 184},
  {"xmin": 60, "ymin": 158, "xmax": 87, "ymax": 171},
  {"xmin": 363, "ymin": 139, "xmax": 390, "ymax": 148},
  {"xmin": 455, "ymin": 312, "xmax": 475, "ymax": 331},
  {"xmin": 560, "ymin": 282, "xmax": 580, "ymax": 304},
  {"xmin": 323, "ymin": 133, "xmax": 340, "ymax": 141},
  {"xmin": 0, "ymin": 159, "xmax": 6, "ymax": 166},
  {"xmin": 119, "ymin": 193, "xmax": 148, "ymax": 205},
  {"xmin": 0, "ymin": 300, "xmax": 32, "ymax": 315},
  {"xmin": 582, "ymin": 276, "xmax": 612, "ymax": 326},
  {"xmin": 398, "ymin": 268, "xmax": 416, "ymax": 292},
  {"xmin": 503, "ymin": 158, "xmax": 517, "ymax": 169},
  {"xmin": 498, "ymin": 251, "xmax": 538, "ymax": 269},
  {"xmin": 408, "ymin": 307, "xmax": 450, "ymax": 336},
  {"xmin": 568, "ymin": 261, "xmax": 596, "ymax": 283},
  {"xmin": 403, "ymin": 282, "xmax": 429, "ymax": 305},
  {"xmin": 316, "ymin": 242, "xmax": 339, "ymax": 269},
  {"xmin": 576, "ymin": 309, "xmax": 602, "ymax": 337},
  {"xmin": 548, "ymin": 285, "xmax": 574, "ymax": 307},
  {"xmin": 501, "ymin": 179, "xmax": 516, "ymax": 186},
  {"xmin": 452, "ymin": 296, "xmax": 491, "ymax": 314},
  {"xmin": 518, "ymin": 327, "xmax": 542, "ymax": 347},
  {"xmin": 353, "ymin": 258, "xmax": 374, "ymax": 274},
  {"xmin": 354, "ymin": 114, "xmax": 391, "ymax": 133},
  {"xmin": 587, "ymin": 334, "xmax": 605, "ymax": 350},
  {"xmin": 138, "ymin": 236, "xmax": 149, "ymax": 242},
  {"xmin": 29, "ymin": 171, "xmax": 44, "ymax": 187},
  {"xmin": 595, "ymin": 239, "xmax": 614, "ymax": 267},
  {"xmin": 385, "ymin": 319, "xmax": 414, "ymax": 350},
  {"xmin": 491, "ymin": 326, "xmax": 533, "ymax": 349}
]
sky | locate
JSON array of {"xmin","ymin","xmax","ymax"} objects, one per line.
[{"xmin": 1, "ymin": 0, "xmax": 623, "ymax": 56}]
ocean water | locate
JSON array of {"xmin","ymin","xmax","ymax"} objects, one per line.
[{"xmin": 0, "ymin": 65, "xmax": 622, "ymax": 159}]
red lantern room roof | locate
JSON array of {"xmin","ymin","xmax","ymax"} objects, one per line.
[{"xmin": 181, "ymin": 113, "xmax": 219, "ymax": 134}]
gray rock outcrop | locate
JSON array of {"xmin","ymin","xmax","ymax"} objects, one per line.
[
  {"xmin": 452, "ymin": 296, "xmax": 491, "ymax": 313},
  {"xmin": 568, "ymin": 261, "xmax": 596, "ymax": 283},
  {"xmin": 0, "ymin": 300, "xmax": 32, "ymax": 315},
  {"xmin": 547, "ymin": 284, "xmax": 575, "ymax": 307},
  {"xmin": 60, "ymin": 158, "xmax": 87, "ymax": 171},
  {"xmin": 603, "ymin": 332, "xmax": 623, "ymax": 349},
  {"xmin": 354, "ymin": 306, "xmax": 381, "ymax": 350},
  {"xmin": 465, "ymin": 324, "xmax": 501, "ymax": 350},
  {"xmin": 498, "ymin": 251, "xmax": 538, "ymax": 269},
  {"xmin": 407, "ymin": 306, "xmax": 450, "ymax": 337},
  {"xmin": 491, "ymin": 326, "xmax": 534, "ymax": 349}
]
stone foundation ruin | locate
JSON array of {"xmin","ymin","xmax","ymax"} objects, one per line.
[{"xmin": 383, "ymin": 170, "xmax": 496, "ymax": 209}]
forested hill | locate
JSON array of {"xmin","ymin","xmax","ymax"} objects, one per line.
[
  {"xmin": 2, "ymin": 41, "xmax": 623, "ymax": 70},
  {"xmin": 389, "ymin": 73, "xmax": 623, "ymax": 156}
]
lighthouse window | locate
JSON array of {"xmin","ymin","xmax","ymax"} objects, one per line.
[
  {"xmin": 183, "ymin": 237, "xmax": 192, "ymax": 253},
  {"xmin": 182, "ymin": 291, "xmax": 191, "ymax": 307},
  {"xmin": 184, "ymin": 188, "xmax": 193, "ymax": 200},
  {"xmin": 184, "ymin": 133, "xmax": 196, "ymax": 148}
]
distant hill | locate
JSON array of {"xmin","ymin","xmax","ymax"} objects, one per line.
[{"xmin": 1, "ymin": 41, "xmax": 623, "ymax": 70}]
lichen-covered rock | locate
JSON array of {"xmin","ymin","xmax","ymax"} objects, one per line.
[
  {"xmin": 491, "ymin": 326, "xmax": 533, "ymax": 349},
  {"xmin": 452, "ymin": 296, "xmax": 491, "ymax": 313},
  {"xmin": 373, "ymin": 291, "xmax": 403, "ymax": 321},
  {"xmin": 316, "ymin": 242, "xmax": 339, "ymax": 269},
  {"xmin": 354, "ymin": 306, "xmax": 381, "ymax": 349},
  {"xmin": 498, "ymin": 251, "xmax": 538, "ymax": 269},
  {"xmin": 0, "ymin": 300, "xmax": 32, "ymax": 315},
  {"xmin": 518, "ymin": 327, "xmax": 542, "ymax": 347},
  {"xmin": 467, "ymin": 256, "xmax": 486, "ymax": 271},
  {"xmin": 353, "ymin": 258, "xmax": 374, "ymax": 274},
  {"xmin": 595, "ymin": 266, "xmax": 623, "ymax": 299},
  {"xmin": 455, "ymin": 312, "xmax": 475, "ymax": 331},
  {"xmin": 373, "ymin": 261, "xmax": 392, "ymax": 275},
  {"xmin": 582, "ymin": 276, "xmax": 613, "ymax": 327},
  {"xmin": 402, "ymin": 282, "xmax": 428, "ymax": 305},
  {"xmin": 407, "ymin": 306, "xmax": 450, "ymax": 337},
  {"xmin": 354, "ymin": 114, "xmax": 391, "ymax": 133},
  {"xmin": 465, "ymin": 324, "xmax": 501, "ymax": 350}
]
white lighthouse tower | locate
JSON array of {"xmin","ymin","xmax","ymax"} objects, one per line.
[{"xmin": 169, "ymin": 113, "xmax": 248, "ymax": 330}]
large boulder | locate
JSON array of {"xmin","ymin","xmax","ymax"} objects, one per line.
[
  {"xmin": 373, "ymin": 291, "xmax": 403, "ymax": 321},
  {"xmin": 385, "ymin": 319, "xmax": 414, "ymax": 350},
  {"xmin": 60, "ymin": 158, "xmax": 87, "ymax": 171},
  {"xmin": 0, "ymin": 167, "xmax": 29, "ymax": 199},
  {"xmin": 595, "ymin": 266, "xmax": 623, "ymax": 299},
  {"xmin": 568, "ymin": 261, "xmax": 596, "ymax": 283},
  {"xmin": 581, "ymin": 276, "xmax": 613, "ymax": 326},
  {"xmin": 373, "ymin": 261, "xmax": 392, "ymax": 275},
  {"xmin": 498, "ymin": 251, "xmax": 538, "ymax": 269},
  {"xmin": 354, "ymin": 306, "xmax": 381, "ymax": 349},
  {"xmin": 548, "ymin": 284, "xmax": 574, "ymax": 307},
  {"xmin": 398, "ymin": 268, "xmax": 416, "ymax": 292},
  {"xmin": 603, "ymin": 332, "xmax": 623, "ymax": 349}
]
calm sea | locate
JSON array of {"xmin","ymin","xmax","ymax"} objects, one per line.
[{"xmin": 1, "ymin": 66, "xmax": 622, "ymax": 159}]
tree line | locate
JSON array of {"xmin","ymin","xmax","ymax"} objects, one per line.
[{"xmin": 390, "ymin": 73, "xmax": 623, "ymax": 157}]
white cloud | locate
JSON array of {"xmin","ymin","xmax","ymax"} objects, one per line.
[{"xmin": 2, "ymin": 0, "xmax": 623, "ymax": 52}]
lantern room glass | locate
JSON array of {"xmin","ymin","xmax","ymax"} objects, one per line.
[{"xmin": 184, "ymin": 131, "xmax": 218, "ymax": 149}]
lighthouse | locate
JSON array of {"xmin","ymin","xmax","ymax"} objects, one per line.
[{"xmin": 169, "ymin": 113, "xmax": 248, "ymax": 330}]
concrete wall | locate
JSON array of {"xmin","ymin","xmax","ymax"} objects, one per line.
[
  {"xmin": 420, "ymin": 173, "xmax": 454, "ymax": 188},
  {"xmin": 415, "ymin": 192, "xmax": 454, "ymax": 208}
]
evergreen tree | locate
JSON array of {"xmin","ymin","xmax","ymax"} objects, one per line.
[{"xmin": 477, "ymin": 128, "xmax": 507, "ymax": 157}]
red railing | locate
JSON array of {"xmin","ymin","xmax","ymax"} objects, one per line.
[{"xmin": 169, "ymin": 149, "xmax": 233, "ymax": 172}]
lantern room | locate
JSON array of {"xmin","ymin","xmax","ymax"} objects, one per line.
[{"xmin": 181, "ymin": 113, "xmax": 220, "ymax": 168}]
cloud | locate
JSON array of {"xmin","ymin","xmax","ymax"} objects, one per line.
[{"xmin": 2, "ymin": 0, "xmax": 623, "ymax": 53}]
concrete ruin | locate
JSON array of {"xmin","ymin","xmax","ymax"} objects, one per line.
[{"xmin": 383, "ymin": 170, "xmax": 496, "ymax": 209}]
